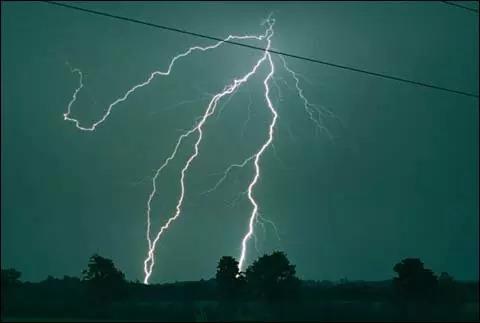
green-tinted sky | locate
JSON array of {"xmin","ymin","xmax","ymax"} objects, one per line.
[{"xmin": 2, "ymin": 1, "xmax": 478, "ymax": 283}]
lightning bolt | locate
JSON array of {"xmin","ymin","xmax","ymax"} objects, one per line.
[
  {"xmin": 237, "ymin": 19, "xmax": 277, "ymax": 272},
  {"xmin": 142, "ymin": 21, "xmax": 276, "ymax": 284},
  {"xmin": 65, "ymin": 66, "xmax": 84, "ymax": 122},
  {"xmin": 240, "ymin": 87, "xmax": 254, "ymax": 138},
  {"xmin": 203, "ymin": 24, "xmax": 333, "ymax": 272},
  {"xmin": 278, "ymin": 55, "xmax": 334, "ymax": 140},
  {"xmin": 201, "ymin": 155, "xmax": 255, "ymax": 196},
  {"xmin": 64, "ymin": 15, "xmax": 332, "ymax": 283},
  {"xmin": 63, "ymin": 32, "xmax": 266, "ymax": 131}
]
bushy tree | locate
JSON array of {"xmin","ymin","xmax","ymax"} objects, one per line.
[
  {"xmin": 215, "ymin": 256, "xmax": 245, "ymax": 300},
  {"xmin": 393, "ymin": 258, "xmax": 438, "ymax": 302},
  {"xmin": 1, "ymin": 268, "xmax": 22, "ymax": 316},
  {"xmin": 438, "ymin": 272, "xmax": 463, "ymax": 305},
  {"xmin": 246, "ymin": 251, "xmax": 300, "ymax": 300},
  {"xmin": 1, "ymin": 268, "xmax": 21, "ymax": 287},
  {"xmin": 82, "ymin": 254, "xmax": 127, "ymax": 304}
]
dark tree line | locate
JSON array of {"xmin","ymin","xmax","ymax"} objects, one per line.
[
  {"xmin": 1, "ymin": 252, "xmax": 478, "ymax": 321},
  {"xmin": 215, "ymin": 251, "xmax": 300, "ymax": 301}
]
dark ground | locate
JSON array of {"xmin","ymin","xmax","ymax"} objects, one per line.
[{"xmin": 2, "ymin": 278, "xmax": 478, "ymax": 322}]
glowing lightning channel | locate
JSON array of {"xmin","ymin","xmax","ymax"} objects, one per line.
[
  {"xmin": 143, "ymin": 20, "xmax": 276, "ymax": 284},
  {"xmin": 257, "ymin": 213, "xmax": 281, "ymax": 242},
  {"xmin": 64, "ymin": 33, "xmax": 266, "ymax": 131},
  {"xmin": 64, "ymin": 27, "xmax": 271, "ymax": 284},
  {"xmin": 237, "ymin": 18, "xmax": 277, "ymax": 273},
  {"xmin": 65, "ymin": 67, "xmax": 84, "ymax": 121},
  {"xmin": 278, "ymin": 55, "xmax": 334, "ymax": 140},
  {"xmin": 197, "ymin": 19, "xmax": 329, "ymax": 272},
  {"xmin": 201, "ymin": 155, "xmax": 255, "ymax": 195},
  {"xmin": 240, "ymin": 88, "xmax": 254, "ymax": 138},
  {"xmin": 65, "ymin": 15, "xmax": 326, "ymax": 283}
]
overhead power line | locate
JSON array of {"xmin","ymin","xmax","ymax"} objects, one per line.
[
  {"xmin": 441, "ymin": 1, "xmax": 479, "ymax": 13},
  {"xmin": 41, "ymin": 1, "xmax": 478, "ymax": 99}
]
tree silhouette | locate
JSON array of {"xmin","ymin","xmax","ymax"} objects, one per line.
[
  {"xmin": 438, "ymin": 272, "xmax": 463, "ymax": 307},
  {"xmin": 1, "ymin": 269, "xmax": 22, "ymax": 316},
  {"xmin": 246, "ymin": 251, "xmax": 300, "ymax": 300},
  {"xmin": 1, "ymin": 268, "xmax": 21, "ymax": 287},
  {"xmin": 82, "ymin": 254, "xmax": 127, "ymax": 305},
  {"xmin": 215, "ymin": 256, "xmax": 245, "ymax": 300},
  {"xmin": 393, "ymin": 258, "xmax": 438, "ymax": 302}
]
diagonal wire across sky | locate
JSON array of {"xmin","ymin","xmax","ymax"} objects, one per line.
[{"xmin": 42, "ymin": 1, "xmax": 479, "ymax": 99}]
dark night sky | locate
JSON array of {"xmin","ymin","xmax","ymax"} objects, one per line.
[{"xmin": 1, "ymin": 1, "xmax": 478, "ymax": 284}]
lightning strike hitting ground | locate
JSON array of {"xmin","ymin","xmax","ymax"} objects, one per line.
[
  {"xmin": 64, "ymin": 16, "xmax": 330, "ymax": 283},
  {"xmin": 237, "ymin": 24, "xmax": 277, "ymax": 271},
  {"xmin": 143, "ymin": 20, "xmax": 276, "ymax": 283}
]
